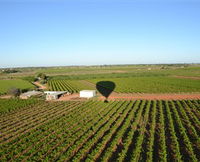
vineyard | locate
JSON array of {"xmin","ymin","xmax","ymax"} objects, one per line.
[
  {"xmin": 0, "ymin": 99, "xmax": 200, "ymax": 161},
  {"xmin": 89, "ymin": 77, "xmax": 200, "ymax": 93},
  {"xmin": 0, "ymin": 99, "xmax": 40, "ymax": 114},
  {"xmin": 48, "ymin": 76, "xmax": 200, "ymax": 94},
  {"xmin": 48, "ymin": 80, "xmax": 94, "ymax": 93}
]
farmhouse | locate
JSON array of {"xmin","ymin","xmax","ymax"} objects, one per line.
[
  {"xmin": 44, "ymin": 91, "xmax": 69, "ymax": 100},
  {"xmin": 80, "ymin": 90, "xmax": 96, "ymax": 98},
  {"xmin": 20, "ymin": 91, "xmax": 43, "ymax": 99}
]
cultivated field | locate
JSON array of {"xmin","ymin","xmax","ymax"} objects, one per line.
[
  {"xmin": 0, "ymin": 99, "xmax": 39, "ymax": 114},
  {"xmin": 0, "ymin": 65, "xmax": 200, "ymax": 161},
  {"xmin": 0, "ymin": 100, "xmax": 200, "ymax": 161},
  {"xmin": 48, "ymin": 80, "xmax": 93, "ymax": 93},
  {"xmin": 47, "ymin": 76, "xmax": 200, "ymax": 94},
  {"xmin": 89, "ymin": 77, "xmax": 200, "ymax": 93},
  {"xmin": 1, "ymin": 64, "xmax": 200, "ymax": 95},
  {"xmin": 0, "ymin": 79, "xmax": 34, "ymax": 95}
]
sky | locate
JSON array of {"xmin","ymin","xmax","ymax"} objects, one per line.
[{"xmin": 0, "ymin": 0, "xmax": 200, "ymax": 68}]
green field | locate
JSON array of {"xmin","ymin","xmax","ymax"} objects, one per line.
[
  {"xmin": 0, "ymin": 99, "xmax": 200, "ymax": 161},
  {"xmin": 34, "ymin": 64, "xmax": 200, "ymax": 77},
  {"xmin": 1, "ymin": 64, "xmax": 200, "ymax": 80},
  {"xmin": 40, "ymin": 65, "xmax": 200, "ymax": 93},
  {"xmin": 0, "ymin": 79, "xmax": 35, "ymax": 95},
  {"xmin": 48, "ymin": 76, "xmax": 200, "ymax": 93},
  {"xmin": 89, "ymin": 76, "xmax": 200, "ymax": 93}
]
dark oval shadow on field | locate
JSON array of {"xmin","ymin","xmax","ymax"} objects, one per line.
[{"xmin": 96, "ymin": 81, "xmax": 116, "ymax": 103}]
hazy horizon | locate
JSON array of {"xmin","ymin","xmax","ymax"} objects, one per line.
[
  {"xmin": 1, "ymin": 62, "xmax": 200, "ymax": 69},
  {"xmin": 0, "ymin": 0, "xmax": 200, "ymax": 68}
]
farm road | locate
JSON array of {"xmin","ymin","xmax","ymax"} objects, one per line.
[
  {"xmin": 57, "ymin": 92, "xmax": 200, "ymax": 101},
  {"xmin": 33, "ymin": 82, "xmax": 47, "ymax": 90},
  {"xmin": 100, "ymin": 93, "xmax": 200, "ymax": 100},
  {"xmin": 172, "ymin": 75, "xmax": 200, "ymax": 80}
]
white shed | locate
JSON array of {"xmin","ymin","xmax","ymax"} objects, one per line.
[{"xmin": 80, "ymin": 90, "xmax": 96, "ymax": 98}]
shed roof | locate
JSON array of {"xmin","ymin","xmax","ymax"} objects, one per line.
[
  {"xmin": 80, "ymin": 90, "xmax": 96, "ymax": 93},
  {"xmin": 44, "ymin": 91, "xmax": 67, "ymax": 96},
  {"xmin": 20, "ymin": 91, "xmax": 43, "ymax": 97}
]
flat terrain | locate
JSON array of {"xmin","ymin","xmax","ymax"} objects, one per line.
[
  {"xmin": 48, "ymin": 80, "xmax": 93, "ymax": 93},
  {"xmin": 0, "ymin": 65, "xmax": 200, "ymax": 161},
  {"xmin": 0, "ymin": 79, "xmax": 34, "ymax": 95},
  {"xmin": 1, "ymin": 64, "xmax": 200, "ymax": 95},
  {"xmin": 89, "ymin": 77, "xmax": 200, "ymax": 93},
  {"xmin": 0, "ymin": 100, "xmax": 200, "ymax": 161},
  {"xmin": 47, "ymin": 76, "xmax": 200, "ymax": 94},
  {"xmin": 58, "ymin": 93, "xmax": 200, "ymax": 101},
  {"xmin": 0, "ymin": 99, "xmax": 39, "ymax": 114},
  {"xmin": 173, "ymin": 75, "xmax": 200, "ymax": 80},
  {"xmin": 100, "ymin": 93, "xmax": 200, "ymax": 100}
]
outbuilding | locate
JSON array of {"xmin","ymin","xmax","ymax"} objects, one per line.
[
  {"xmin": 80, "ymin": 90, "xmax": 96, "ymax": 98},
  {"xmin": 44, "ymin": 91, "xmax": 68, "ymax": 100},
  {"xmin": 20, "ymin": 91, "xmax": 43, "ymax": 99}
]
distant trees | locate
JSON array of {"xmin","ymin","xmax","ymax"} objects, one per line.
[
  {"xmin": 2, "ymin": 69, "xmax": 20, "ymax": 74},
  {"xmin": 22, "ymin": 73, "xmax": 48, "ymax": 85},
  {"xmin": 36, "ymin": 73, "xmax": 48, "ymax": 84},
  {"xmin": 37, "ymin": 73, "xmax": 47, "ymax": 80}
]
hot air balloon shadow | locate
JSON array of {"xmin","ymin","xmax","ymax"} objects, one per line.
[{"xmin": 96, "ymin": 81, "xmax": 116, "ymax": 103}]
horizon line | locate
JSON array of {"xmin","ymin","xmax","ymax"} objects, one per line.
[{"xmin": 1, "ymin": 62, "xmax": 200, "ymax": 69}]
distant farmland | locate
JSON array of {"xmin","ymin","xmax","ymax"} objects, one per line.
[
  {"xmin": 47, "ymin": 76, "xmax": 200, "ymax": 93},
  {"xmin": 89, "ymin": 77, "xmax": 200, "ymax": 93}
]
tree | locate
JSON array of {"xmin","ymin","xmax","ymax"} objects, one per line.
[{"xmin": 37, "ymin": 73, "xmax": 47, "ymax": 80}]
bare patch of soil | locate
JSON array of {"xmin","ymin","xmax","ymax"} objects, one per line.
[
  {"xmin": 0, "ymin": 95, "xmax": 12, "ymax": 99},
  {"xmin": 58, "ymin": 93, "xmax": 88, "ymax": 101},
  {"xmin": 99, "ymin": 93, "xmax": 200, "ymax": 101}
]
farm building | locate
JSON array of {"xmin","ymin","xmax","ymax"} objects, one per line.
[
  {"xmin": 20, "ymin": 91, "xmax": 43, "ymax": 99},
  {"xmin": 80, "ymin": 90, "xmax": 96, "ymax": 98},
  {"xmin": 44, "ymin": 91, "xmax": 69, "ymax": 100}
]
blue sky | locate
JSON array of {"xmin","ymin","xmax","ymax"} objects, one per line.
[{"xmin": 0, "ymin": 0, "xmax": 200, "ymax": 68}]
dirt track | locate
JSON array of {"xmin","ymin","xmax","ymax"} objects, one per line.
[
  {"xmin": 173, "ymin": 75, "xmax": 200, "ymax": 80},
  {"xmin": 58, "ymin": 94, "xmax": 81, "ymax": 101},
  {"xmin": 100, "ymin": 93, "xmax": 200, "ymax": 100},
  {"xmin": 57, "ymin": 92, "xmax": 200, "ymax": 101},
  {"xmin": 33, "ymin": 82, "xmax": 47, "ymax": 90}
]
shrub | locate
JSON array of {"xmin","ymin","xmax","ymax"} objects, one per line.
[{"xmin": 7, "ymin": 87, "xmax": 21, "ymax": 97}]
